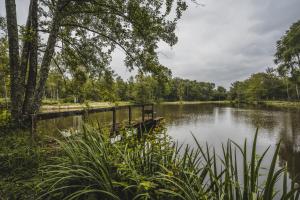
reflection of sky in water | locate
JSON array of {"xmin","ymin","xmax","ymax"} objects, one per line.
[{"xmin": 38, "ymin": 104, "xmax": 300, "ymax": 195}]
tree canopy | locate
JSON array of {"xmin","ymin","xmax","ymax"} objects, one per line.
[
  {"xmin": 274, "ymin": 20, "xmax": 300, "ymax": 99},
  {"xmin": 3, "ymin": 0, "xmax": 187, "ymax": 123}
]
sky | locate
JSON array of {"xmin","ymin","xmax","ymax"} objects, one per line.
[{"xmin": 1, "ymin": 0, "xmax": 300, "ymax": 88}]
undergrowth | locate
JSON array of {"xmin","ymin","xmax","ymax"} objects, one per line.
[
  {"xmin": 37, "ymin": 126, "xmax": 300, "ymax": 200},
  {"xmin": 0, "ymin": 130, "xmax": 57, "ymax": 199}
]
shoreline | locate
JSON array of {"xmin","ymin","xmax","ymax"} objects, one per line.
[
  {"xmin": 261, "ymin": 101, "xmax": 300, "ymax": 109},
  {"xmin": 1, "ymin": 100, "xmax": 300, "ymax": 112},
  {"xmin": 41, "ymin": 101, "xmax": 231, "ymax": 112},
  {"xmin": 159, "ymin": 100, "xmax": 231, "ymax": 105}
]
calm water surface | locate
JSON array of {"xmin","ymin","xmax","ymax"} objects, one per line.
[{"xmin": 38, "ymin": 104, "xmax": 300, "ymax": 191}]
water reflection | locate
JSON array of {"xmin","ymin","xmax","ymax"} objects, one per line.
[
  {"xmin": 37, "ymin": 107, "xmax": 149, "ymax": 136},
  {"xmin": 278, "ymin": 111, "xmax": 300, "ymax": 184},
  {"xmin": 155, "ymin": 104, "xmax": 300, "ymax": 186},
  {"xmin": 37, "ymin": 103, "xmax": 300, "ymax": 186}
]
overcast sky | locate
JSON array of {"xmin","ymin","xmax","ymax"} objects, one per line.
[{"xmin": 1, "ymin": 0, "xmax": 300, "ymax": 88}]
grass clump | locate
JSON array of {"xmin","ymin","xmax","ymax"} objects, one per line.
[{"xmin": 38, "ymin": 126, "xmax": 300, "ymax": 200}]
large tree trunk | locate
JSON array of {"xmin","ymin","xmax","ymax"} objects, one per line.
[
  {"xmin": 23, "ymin": 0, "xmax": 38, "ymax": 115},
  {"xmin": 5, "ymin": 0, "xmax": 23, "ymax": 122},
  {"xmin": 31, "ymin": 0, "xmax": 63, "ymax": 114}
]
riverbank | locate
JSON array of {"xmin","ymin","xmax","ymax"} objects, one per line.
[
  {"xmin": 261, "ymin": 101, "xmax": 300, "ymax": 109},
  {"xmin": 1, "ymin": 100, "xmax": 300, "ymax": 112},
  {"xmin": 41, "ymin": 100, "xmax": 232, "ymax": 111},
  {"xmin": 160, "ymin": 100, "xmax": 231, "ymax": 105}
]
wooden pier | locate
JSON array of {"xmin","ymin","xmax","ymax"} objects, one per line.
[{"xmin": 31, "ymin": 104, "xmax": 163, "ymax": 137}]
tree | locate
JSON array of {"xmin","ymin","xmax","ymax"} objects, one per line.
[
  {"xmin": 0, "ymin": 17, "xmax": 9, "ymax": 109},
  {"xmin": 275, "ymin": 20, "xmax": 300, "ymax": 100},
  {"xmin": 132, "ymin": 74, "xmax": 155, "ymax": 104},
  {"xmin": 229, "ymin": 71, "xmax": 286, "ymax": 102},
  {"xmin": 4, "ymin": 0, "xmax": 187, "ymax": 124},
  {"xmin": 277, "ymin": 64, "xmax": 290, "ymax": 100},
  {"xmin": 214, "ymin": 86, "xmax": 227, "ymax": 101}
]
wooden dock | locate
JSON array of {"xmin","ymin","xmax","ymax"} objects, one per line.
[{"xmin": 31, "ymin": 104, "xmax": 163, "ymax": 137}]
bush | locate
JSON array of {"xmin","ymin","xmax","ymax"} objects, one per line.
[{"xmin": 38, "ymin": 126, "xmax": 300, "ymax": 200}]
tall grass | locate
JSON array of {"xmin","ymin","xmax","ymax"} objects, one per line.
[{"xmin": 38, "ymin": 125, "xmax": 300, "ymax": 200}]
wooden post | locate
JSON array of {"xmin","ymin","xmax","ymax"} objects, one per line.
[
  {"xmin": 112, "ymin": 107, "xmax": 116, "ymax": 133},
  {"xmin": 82, "ymin": 110, "xmax": 88, "ymax": 122},
  {"xmin": 128, "ymin": 106, "xmax": 132, "ymax": 125},
  {"xmin": 151, "ymin": 104, "xmax": 154, "ymax": 120},
  {"xmin": 142, "ymin": 105, "xmax": 145, "ymax": 122},
  {"xmin": 137, "ymin": 124, "xmax": 142, "ymax": 140}
]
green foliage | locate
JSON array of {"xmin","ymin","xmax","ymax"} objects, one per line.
[
  {"xmin": 274, "ymin": 20, "xmax": 300, "ymax": 100},
  {"xmin": 42, "ymin": 0, "xmax": 188, "ymax": 83},
  {"xmin": 0, "ymin": 131, "xmax": 48, "ymax": 199},
  {"xmin": 43, "ymin": 71, "xmax": 227, "ymax": 104},
  {"xmin": 0, "ymin": 31, "xmax": 9, "ymax": 102},
  {"xmin": 0, "ymin": 109, "xmax": 11, "ymax": 127},
  {"xmin": 229, "ymin": 71, "xmax": 287, "ymax": 102},
  {"xmin": 38, "ymin": 126, "xmax": 300, "ymax": 199}
]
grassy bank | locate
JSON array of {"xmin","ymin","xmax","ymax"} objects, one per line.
[
  {"xmin": 2, "ymin": 99, "xmax": 300, "ymax": 112},
  {"xmin": 261, "ymin": 101, "xmax": 300, "ymax": 109},
  {"xmin": 41, "ymin": 100, "xmax": 231, "ymax": 111},
  {"xmin": 160, "ymin": 100, "xmax": 231, "ymax": 105},
  {"xmin": 1, "ymin": 125, "xmax": 299, "ymax": 199}
]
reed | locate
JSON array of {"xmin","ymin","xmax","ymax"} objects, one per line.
[{"xmin": 38, "ymin": 125, "xmax": 300, "ymax": 200}]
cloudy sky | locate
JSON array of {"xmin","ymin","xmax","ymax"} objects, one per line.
[{"xmin": 1, "ymin": 0, "xmax": 300, "ymax": 88}]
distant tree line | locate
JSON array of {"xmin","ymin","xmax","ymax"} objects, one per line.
[
  {"xmin": 38, "ymin": 69, "xmax": 228, "ymax": 104},
  {"xmin": 228, "ymin": 68, "xmax": 298, "ymax": 102}
]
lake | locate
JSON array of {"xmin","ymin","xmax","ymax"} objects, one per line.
[{"xmin": 37, "ymin": 103, "xmax": 300, "ymax": 191}]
